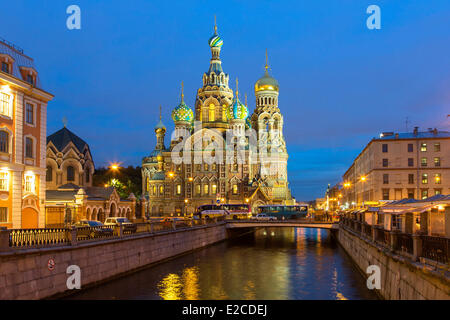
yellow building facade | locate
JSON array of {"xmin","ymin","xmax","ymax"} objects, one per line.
[{"xmin": 0, "ymin": 39, "xmax": 53, "ymax": 229}]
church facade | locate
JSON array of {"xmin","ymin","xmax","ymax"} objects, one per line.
[{"xmin": 142, "ymin": 24, "xmax": 293, "ymax": 216}]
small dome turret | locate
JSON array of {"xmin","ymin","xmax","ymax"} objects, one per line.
[
  {"xmin": 172, "ymin": 81, "xmax": 194, "ymax": 123},
  {"xmin": 227, "ymin": 78, "xmax": 248, "ymax": 120}
]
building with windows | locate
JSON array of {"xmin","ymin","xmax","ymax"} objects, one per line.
[
  {"xmin": 142, "ymin": 23, "xmax": 294, "ymax": 216},
  {"xmin": 0, "ymin": 38, "xmax": 54, "ymax": 228},
  {"xmin": 45, "ymin": 126, "xmax": 136, "ymax": 226},
  {"xmin": 342, "ymin": 127, "xmax": 450, "ymax": 207}
]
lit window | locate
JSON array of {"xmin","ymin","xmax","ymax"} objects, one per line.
[
  {"xmin": 212, "ymin": 184, "xmax": 217, "ymax": 194},
  {"xmin": 209, "ymin": 103, "xmax": 215, "ymax": 122},
  {"xmin": 25, "ymin": 103, "xmax": 34, "ymax": 125},
  {"xmin": 434, "ymin": 157, "xmax": 440, "ymax": 167},
  {"xmin": 420, "ymin": 143, "xmax": 427, "ymax": 152},
  {"xmin": 25, "ymin": 137, "xmax": 33, "ymax": 158},
  {"xmin": 203, "ymin": 184, "xmax": 209, "ymax": 195},
  {"xmin": 422, "ymin": 174, "xmax": 428, "ymax": 184},
  {"xmin": 195, "ymin": 184, "xmax": 201, "ymax": 195},
  {"xmin": 0, "ymin": 92, "xmax": 11, "ymax": 117},
  {"xmin": 232, "ymin": 184, "xmax": 238, "ymax": 195},
  {"xmin": 176, "ymin": 184, "xmax": 181, "ymax": 195},
  {"xmin": 434, "ymin": 143, "xmax": 440, "ymax": 152},
  {"xmin": 435, "ymin": 174, "xmax": 441, "ymax": 184},
  {"xmin": 222, "ymin": 105, "xmax": 227, "ymax": 121},
  {"xmin": 0, "ymin": 207, "xmax": 7, "ymax": 222},
  {"xmin": 421, "ymin": 189, "xmax": 428, "ymax": 199},
  {"xmin": 212, "ymin": 163, "xmax": 217, "ymax": 171},
  {"xmin": 421, "ymin": 157, "xmax": 427, "ymax": 167},
  {"xmin": 204, "ymin": 163, "xmax": 209, "ymax": 171},
  {"xmin": 0, "ymin": 171, "xmax": 9, "ymax": 191},
  {"xmin": 434, "ymin": 189, "xmax": 441, "ymax": 196},
  {"xmin": 0, "ymin": 131, "xmax": 9, "ymax": 153},
  {"xmin": 152, "ymin": 185, "xmax": 156, "ymax": 195},
  {"xmin": 24, "ymin": 173, "xmax": 35, "ymax": 193},
  {"xmin": 159, "ymin": 185, "xmax": 164, "ymax": 195}
]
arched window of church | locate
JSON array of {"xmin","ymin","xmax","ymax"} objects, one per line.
[
  {"xmin": 152, "ymin": 185, "xmax": 156, "ymax": 195},
  {"xmin": 222, "ymin": 105, "xmax": 226, "ymax": 121},
  {"xmin": 159, "ymin": 185, "xmax": 164, "ymax": 195},
  {"xmin": 264, "ymin": 97, "xmax": 267, "ymax": 105},
  {"xmin": 67, "ymin": 166, "xmax": 75, "ymax": 182},
  {"xmin": 209, "ymin": 104, "xmax": 215, "ymax": 121},
  {"xmin": 46, "ymin": 166, "xmax": 52, "ymax": 182}
]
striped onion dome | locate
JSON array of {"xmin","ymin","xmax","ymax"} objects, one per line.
[
  {"xmin": 227, "ymin": 96, "xmax": 248, "ymax": 120},
  {"xmin": 208, "ymin": 34, "xmax": 223, "ymax": 48}
]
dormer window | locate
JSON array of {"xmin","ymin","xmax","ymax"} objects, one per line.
[
  {"xmin": 26, "ymin": 74, "xmax": 34, "ymax": 85},
  {"xmin": 1, "ymin": 62, "xmax": 9, "ymax": 73}
]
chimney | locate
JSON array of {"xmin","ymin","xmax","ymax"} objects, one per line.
[
  {"xmin": 413, "ymin": 127, "xmax": 418, "ymax": 136},
  {"xmin": 433, "ymin": 128, "xmax": 438, "ymax": 135}
]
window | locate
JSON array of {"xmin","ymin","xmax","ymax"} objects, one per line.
[
  {"xmin": 382, "ymin": 159, "xmax": 388, "ymax": 167},
  {"xmin": 421, "ymin": 189, "xmax": 428, "ymax": 200},
  {"xmin": 67, "ymin": 166, "xmax": 75, "ymax": 181},
  {"xmin": 212, "ymin": 163, "xmax": 217, "ymax": 171},
  {"xmin": 209, "ymin": 103, "xmax": 215, "ymax": 122},
  {"xmin": 176, "ymin": 184, "xmax": 181, "ymax": 195},
  {"xmin": 203, "ymin": 184, "xmax": 209, "ymax": 195},
  {"xmin": 46, "ymin": 166, "xmax": 52, "ymax": 182},
  {"xmin": 382, "ymin": 144, "xmax": 388, "ymax": 153},
  {"xmin": 408, "ymin": 174, "xmax": 414, "ymax": 184},
  {"xmin": 222, "ymin": 105, "xmax": 227, "ymax": 121},
  {"xmin": 204, "ymin": 163, "xmax": 209, "ymax": 171},
  {"xmin": 0, "ymin": 207, "xmax": 7, "ymax": 222},
  {"xmin": 383, "ymin": 174, "xmax": 389, "ymax": 184},
  {"xmin": 25, "ymin": 137, "xmax": 33, "ymax": 158},
  {"xmin": 0, "ymin": 171, "xmax": 9, "ymax": 191},
  {"xmin": 176, "ymin": 165, "xmax": 181, "ymax": 173},
  {"xmin": 24, "ymin": 174, "xmax": 35, "ymax": 193},
  {"xmin": 233, "ymin": 163, "xmax": 238, "ymax": 171},
  {"xmin": 407, "ymin": 189, "xmax": 414, "ymax": 199},
  {"xmin": 408, "ymin": 158, "xmax": 414, "ymax": 167},
  {"xmin": 26, "ymin": 74, "xmax": 34, "ymax": 85},
  {"xmin": 159, "ymin": 185, "xmax": 164, "ymax": 194},
  {"xmin": 152, "ymin": 185, "xmax": 156, "ymax": 195},
  {"xmin": 232, "ymin": 184, "xmax": 238, "ymax": 195},
  {"xmin": 25, "ymin": 103, "xmax": 34, "ymax": 125},
  {"xmin": 211, "ymin": 184, "xmax": 217, "ymax": 194},
  {"xmin": 1, "ymin": 62, "xmax": 8, "ymax": 73},
  {"xmin": 1, "ymin": 92, "xmax": 10, "ymax": 117},
  {"xmin": 195, "ymin": 184, "xmax": 201, "ymax": 195},
  {"xmin": 422, "ymin": 173, "xmax": 428, "ymax": 184},
  {"xmin": 434, "ymin": 143, "xmax": 440, "ymax": 152},
  {"xmin": 434, "ymin": 174, "xmax": 441, "ymax": 184},
  {"xmin": 407, "ymin": 144, "xmax": 413, "ymax": 152},
  {"xmin": 0, "ymin": 131, "xmax": 8, "ymax": 153},
  {"xmin": 85, "ymin": 169, "xmax": 90, "ymax": 183},
  {"xmin": 420, "ymin": 143, "xmax": 427, "ymax": 152},
  {"xmin": 421, "ymin": 157, "xmax": 427, "ymax": 167},
  {"xmin": 382, "ymin": 189, "xmax": 389, "ymax": 200},
  {"xmin": 434, "ymin": 189, "xmax": 442, "ymax": 196},
  {"xmin": 434, "ymin": 157, "xmax": 440, "ymax": 167}
]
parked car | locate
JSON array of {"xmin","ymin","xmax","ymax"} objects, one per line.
[
  {"xmin": 251, "ymin": 214, "xmax": 277, "ymax": 221},
  {"xmin": 73, "ymin": 220, "xmax": 113, "ymax": 239},
  {"xmin": 104, "ymin": 217, "xmax": 137, "ymax": 234}
]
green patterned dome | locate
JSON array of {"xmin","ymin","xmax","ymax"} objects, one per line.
[
  {"xmin": 227, "ymin": 97, "xmax": 248, "ymax": 120},
  {"xmin": 208, "ymin": 34, "xmax": 223, "ymax": 48},
  {"xmin": 172, "ymin": 101, "xmax": 194, "ymax": 123}
]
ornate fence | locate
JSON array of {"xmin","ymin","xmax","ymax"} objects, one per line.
[
  {"xmin": 421, "ymin": 236, "xmax": 449, "ymax": 264},
  {"xmin": 9, "ymin": 228, "xmax": 69, "ymax": 248},
  {"xmin": 395, "ymin": 233, "xmax": 413, "ymax": 255}
]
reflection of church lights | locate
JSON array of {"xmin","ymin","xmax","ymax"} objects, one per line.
[
  {"xmin": 158, "ymin": 273, "xmax": 183, "ymax": 300},
  {"xmin": 182, "ymin": 267, "xmax": 200, "ymax": 300}
]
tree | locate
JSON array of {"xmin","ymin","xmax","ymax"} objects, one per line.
[{"xmin": 93, "ymin": 165, "xmax": 142, "ymax": 198}]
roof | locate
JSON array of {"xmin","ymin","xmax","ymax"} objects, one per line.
[
  {"xmin": 47, "ymin": 127, "xmax": 89, "ymax": 152},
  {"xmin": 46, "ymin": 185, "xmax": 116, "ymax": 202},
  {"xmin": 0, "ymin": 38, "xmax": 42, "ymax": 89},
  {"xmin": 377, "ymin": 131, "xmax": 450, "ymax": 140}
]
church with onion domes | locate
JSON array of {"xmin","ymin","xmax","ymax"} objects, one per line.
[{"xmin": 141, "ymin": 21, "xmax": 293, "ymax": 216}]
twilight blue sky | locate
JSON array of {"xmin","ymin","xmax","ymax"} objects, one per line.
[{"xmin": 1, "ymin": 0, "xmax": 449, "ymax": 201}]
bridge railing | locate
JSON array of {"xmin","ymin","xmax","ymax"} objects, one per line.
[
  {"xmin": 0, "ymin": 218, "xmax": 225, "ymax": 252},
  {"xmin": 340, "ymin": 217, "xmax": 449, "ymax": 266}
]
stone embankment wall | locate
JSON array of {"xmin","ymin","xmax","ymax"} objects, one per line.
[
  {"xmin": 0, "ymin": 223, "xmax": 227, "ymax": 299},
  {"xmin": 336, "ymin": 227, "xmax": 450, "ymax": 300}
]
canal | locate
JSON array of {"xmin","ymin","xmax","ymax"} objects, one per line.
[{"xmin": 67, "ymin": 228, "xmax": 378, "ymax": 300}]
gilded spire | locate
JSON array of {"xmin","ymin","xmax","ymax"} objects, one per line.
[
  {"xmin": 235, "ymin": 77, "xmax": 239, "ymax": 99},
  {"xmin": 265, "ymin": 48, "xmax": 269, "ymax": 73},
  {"xmin": 159, "ymin": 105, "xmax": 162, "ymax": 121},
  {"xmin": 245, "ymin": 93, "xmax": 248, "ymax": 106},
  {"xmin": 214, "ymin": 15, "xmax": 217, "ymax": 35},
  {"xmin": 181, "ymin": 81, "xmax": 184, "ymax": 102}
]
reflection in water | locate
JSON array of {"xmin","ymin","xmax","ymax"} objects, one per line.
[{"xmin": 67, "ymin": 228, "xmax": 378, "ymax": 300}]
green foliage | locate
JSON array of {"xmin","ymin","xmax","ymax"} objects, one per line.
[{"xmin": 93, "ymin": 165, "xmax": 142, "ymax": 198}]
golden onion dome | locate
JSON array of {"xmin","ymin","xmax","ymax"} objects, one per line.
[{"xmin": 255, "ymin": 70, "xmax": 279, "ymax": 93}]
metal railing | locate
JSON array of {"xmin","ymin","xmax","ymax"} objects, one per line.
[
  {"xmin": 9, "ymin": 228, "xmax": 69, "ymax": 248},
  {"xmin": 395, "ymin": 232, "xmax": 414, "ymax": 255},
  {"xmin": 2, "ymin": 218, "xmax": 225, "ymax": 251},
  {"xmin": 421, "ymin": 236, "xmax": 449, "ymax": 264}
]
